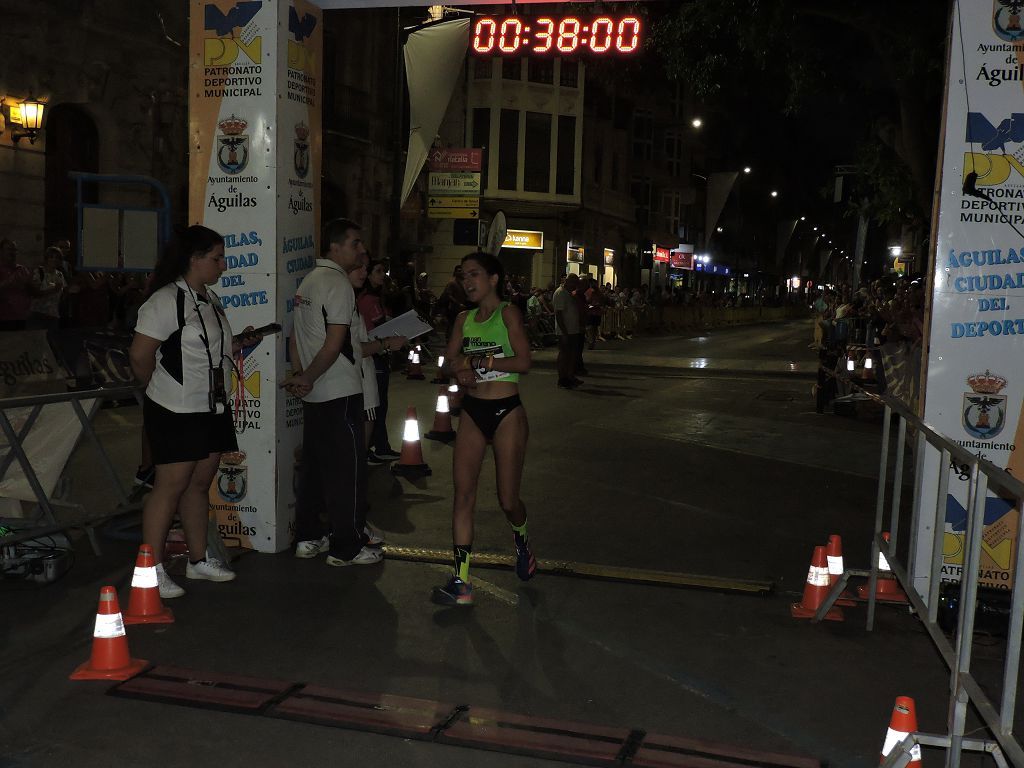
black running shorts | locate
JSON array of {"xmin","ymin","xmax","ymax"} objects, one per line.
[{"xmin": 143, "ymin": 396, "xmax": 238, "ymax": 465}]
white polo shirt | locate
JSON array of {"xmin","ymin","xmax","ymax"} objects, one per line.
[
  {"xmin": 292, "ymin": 259, "xmax": 363, "ymax": 402},
  {"xmin": 135, "ymin": 279, "xmax": 234, "ymax": 413}
]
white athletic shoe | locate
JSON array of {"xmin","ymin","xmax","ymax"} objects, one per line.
[
  {"xmin": 155, "ymin": 563, "xmax": 185, "ymax": 599},
  {"xmin": 364, "ymin": 525, "xmax": 385, "ymax": 547},
  {"xmin": 185, "ymin": 557, "xmax": 236, "ymax": 582},
  {"xmin": 295, "ymin": 535, "xmax": 331, "ymax": 559},
  {"xmin": 325, "ymin": 546, "xmax": 383, "ymax": 567}
]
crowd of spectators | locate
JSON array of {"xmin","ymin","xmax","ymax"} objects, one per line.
[
  {"xmin": 812, "ymin": 277, "xmax": 926, "ymax": 349},
  {"xmin": 0, "ymin": 237, "xmax": 149, "ymax": 333}
]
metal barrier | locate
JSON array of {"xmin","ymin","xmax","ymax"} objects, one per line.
[
  {"xmin": 813, "ymin": 376, "xmax": 1023, "ymax": 767},
  {"xmin": 0, "ymin": 385, "xmax": 142, "ymax": 554}
]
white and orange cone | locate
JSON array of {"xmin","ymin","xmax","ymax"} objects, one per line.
[
  {"xmin": 447, "ymin": 382, "xmax": 462, "ymax": 416},
  {"xmin": 880, "ymin": 696, "xmax": 922, "ymax": 765},
  {"xmin": 431, "ymin": 355, "xmax": 447, "ymax": 384},
  {"xmin": 70, "ymin": 586, "xmax": 147, "ymax": 681},
  {"xmin": 857, "ymin": 532, "xmax": 909, "ymax": 604},
  {"xmin": 123, "ymin": 544, "xmax": 174, "ymax": 625},
  {"xmin": 791, "ymin": 545, "xmax": 844, "ymax": 621},
  {"xmin": 425, "ymin": 387, "xmax": 457, "ymax": 443},
  {"xmin": 825, "ymin": 534, "xmax": 857, "ymax": 608},
  {"xmin": 406, "ymin": 346, "xmax": 425, "ymax": 380},
  {"xmin": 392, "ymin": 406, "xmax": 432, "ymax": 478}
]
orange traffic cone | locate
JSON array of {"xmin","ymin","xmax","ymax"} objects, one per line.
[
  {"xmin": 857, "ymin": 532, "xmax": 909, "ymax": 603},
  {"xmin": 880, "ymin": 696, "xmax": 922, "ymax": 765},
  {"xmin": 425, "ymin": 387, "xmax": 457, "ymax": 443},
  {"xmin": 448, "ymin": 382, "xmax": 462, "ymax": 416},
  {"xmin": 406, "ymin": 346, "xmax": 425, "ymax": 380},
  {"xmin": 791, "ymin": 545, "xmax": 844, "ymax": 621},
  {"xmin": 70, "ymin": 586, "xmax": 148, "ymax": 680},
  {"xmin": 123, "ymin": 544, "xmax": 174, "ymax": 625},
  {"xmin": 392, "ymin": 406, "xmax": 432, "ymax": 478},
  {"xmin": 431, "ymin": 355, "xmax": 447, "ymax": 384},
  {"xmin": 825, "ymin": 534, "xmax": 857, "ymax": 608}
]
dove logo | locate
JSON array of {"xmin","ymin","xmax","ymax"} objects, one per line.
[
  {"xmin": 204, "ymin": 2, "xmax": 263, "ymax": 66},
  {"xmin": 287, "ymin": 7, "xmax": 319, "ymax": 74},
  {"xmin": 963, "ymin": 112, "xmax": 1024, "ymax": 188},
  {"xmin": 289, "ymin": 7, "xmax": 318, "ymax": 42}
]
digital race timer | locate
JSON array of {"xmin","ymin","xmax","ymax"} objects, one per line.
[{"xmin": 471, "ymin": 16, "xmax": 643, "ymax": 56}]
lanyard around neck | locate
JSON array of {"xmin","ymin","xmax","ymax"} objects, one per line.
[{"xmin": 185, "ymin": 283, "xmax": 224, "ymax": 371}]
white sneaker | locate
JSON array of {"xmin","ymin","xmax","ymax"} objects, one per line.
[
  {"xmin": 185, "ymin": 556, "xmax": 236, "ymax": 582},
  {"xmin": 364, "ymin": 525, "xmax": 385, "ymax": 547},
  {"xmin": 155, "ymin": 563, "xmax": 185, "ymax": 599},
  {"xmin": 326, "ymin": 546, "xmax": 383, "ymax": 567},
  {"xmin": 295, "ymin": 535, "xmax": 330, "ymax": 559}
]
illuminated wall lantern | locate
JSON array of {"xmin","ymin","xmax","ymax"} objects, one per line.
[{"xmin": 3, "ymin": 96, "xmax": 46, "ymax": 145}]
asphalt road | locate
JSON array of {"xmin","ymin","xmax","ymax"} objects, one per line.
[{"xmin": 1, "ymin": 320, "xmax": 1000, "ymax": 768}]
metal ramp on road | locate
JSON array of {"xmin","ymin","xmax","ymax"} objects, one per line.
[{"xmin": 109, "ymin": 665, "xmax": 819, "ymax": 768}]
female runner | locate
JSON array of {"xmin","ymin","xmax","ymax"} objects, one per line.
[{"xmin": 433, "ymin": 251, "xmax": 533, "ymax": 606}]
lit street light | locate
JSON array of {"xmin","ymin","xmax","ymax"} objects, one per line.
[
  {"xmin": 770, "ymin": 190, "xmax": 778, "ymax": 198},
  {"xmin": 743, "ymin": 166, "xmax": 752, "ymax": 174},
  {"xmin": 691, "ymin": 117, "xmax": 703, "ymax": 128}
]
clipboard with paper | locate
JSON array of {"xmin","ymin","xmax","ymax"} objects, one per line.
[{"xmin": 370, "ymin": 309, "xmax": 433, "ymax": 341}]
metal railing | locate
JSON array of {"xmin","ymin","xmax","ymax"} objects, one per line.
[
  {"xmin": 814, "ymin": 376, "xmax": 1023, "ymax": 767},
  {"xmin": 0, "ymin": 384, "xmax": 142, "ymax": 554}
]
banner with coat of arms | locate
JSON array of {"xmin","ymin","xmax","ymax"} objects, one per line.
[
  {"xmin": 189, "ymin": 0, "xmax": 322, "ymax": 552},
  {"xmin": 916, "ymin": 0, "xmax": 1024, "ymax": 592}
]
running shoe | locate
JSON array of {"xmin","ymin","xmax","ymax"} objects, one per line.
[
  {"xmin": 155, "ymin": 563, "xmax": 185, "ymax": 599},
  {"xmin": 295, "ymin": 535, "xmax": 330, "ymax": 558},
  {"xmin": 326, "ymin": 546, "xmax": 383, "ymax": 566},
  {"xmin": 185, "ymin": 557, "xmax": 236, "ymax": 582},
  {"xmin": 431, "ymin": 575, "xmax": 474, "ymax": 606},
  {"xmin": 513, "ymin": 531, "xmax": 537, "ymax": 581},
  {"xmin": 364, "ymin": 525, "xmax": 385, "ymax": 547},
  {"xmin": 374, "ymin": 448, "xmax": 401, "ymax": 460},
  {"xmin": 366, "ymin": 452, "xmax": 387, "ymax": 466}
]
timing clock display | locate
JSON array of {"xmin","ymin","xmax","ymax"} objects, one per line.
[{"xmin": 471, "ymin": 16, "xmax": 643, "ymax": 56}]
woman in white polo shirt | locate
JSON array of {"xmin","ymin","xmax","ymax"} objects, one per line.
[{"xmin": 130, "ymin": 225, "xmax": 253, "ymax": 599}]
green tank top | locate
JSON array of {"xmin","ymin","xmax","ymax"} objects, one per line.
[{"xmin": 461, "ymin": 302, "xmax": 518, "ymax": 383}]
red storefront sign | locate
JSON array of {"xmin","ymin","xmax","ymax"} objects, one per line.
[
  {"xmin": 427, "ymin": 148, "xmax": 483, "ymax": 172},
  {"xmin": 670, "ymin": 251, "xmax": 694, "ymax": 269},
  {"xmin": 653, "ymin": 246, "xmax": 670, "ymax": 263}
]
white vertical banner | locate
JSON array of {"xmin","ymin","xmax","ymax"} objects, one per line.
[
  {"xmin": 190, "ymin": 0, "xmax": 321, "ymax": 552},
  {"xmin": 276, "ymin": 0, "xmax": 323, "ymax": 543},
  {"xmin": 914, "ymin": 0, "xmax": 1024, "ymax": 595}
]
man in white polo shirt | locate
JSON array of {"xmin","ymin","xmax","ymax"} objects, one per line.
[{"xmin": 286, "ymin": 218, "xmax": 381, "ymax": 566}]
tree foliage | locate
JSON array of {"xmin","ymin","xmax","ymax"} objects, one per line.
[{"xmin": 650, "ymin": 0, "xmax": 947, "ymax": 228}]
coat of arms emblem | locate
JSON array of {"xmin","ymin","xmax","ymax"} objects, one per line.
[
  {"xmin": 294, "ymin": 122, "xmax": 310, "ymax": 179},
  {"xmin": 216, "ymin": 115, "xmax": 250, "ymax": 175},
  {"xmin": 994, "ymin": 0, "xmax": 1024, "ymax": 41},
  {"xmin": 217, "ymin": 451, "xmax": 248, "ymax": 503},
  {"xmin": 962, "ymin": 370, "xmax": 1008, "ymax": 440}
]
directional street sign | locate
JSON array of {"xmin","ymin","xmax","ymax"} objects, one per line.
[
  {"xmin": 428, "ymin": 172, "xmax": 481, "ymax": 196},
  {"xmin": 427, "ymin": 148, "xmax": 482, "ymax": 173},
  {"xmin": 428, "ymin": 207, "xmax": 479, "ymax": 220},
  {"xmin": 428, "ymin": 196, "xmax": 479, "ymax": 209}
]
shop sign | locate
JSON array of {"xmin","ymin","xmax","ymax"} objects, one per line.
[
  {"xmin": 669, "ymin": 250, "xmax": 693, "ymax": 269},
  {"xmin": 653, "ymin": 246, "xmax": 670, "ymax": 263},
  {"xmin": 567, "ymin": 244, "xmax": 584, "ymax": 263},
  {"xmin": 427, "ymin": 147, "xmax": 483, "ymax": 172},
  {"xmin": 503, "ymin": 230, "xmax": 544, "ymax": 250},
  {"xmin": 428, "ymin": 172, "xmax": 481, "ymax": 195},
  {"xmin": 603, "ymin": 248, "xmax": 615, "ymax": 266}
]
